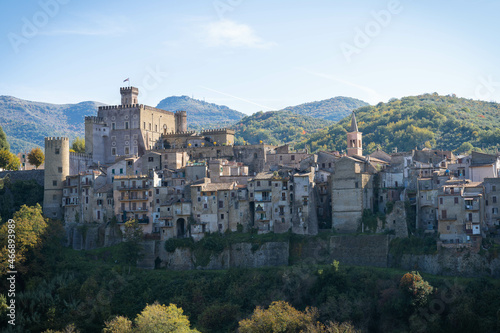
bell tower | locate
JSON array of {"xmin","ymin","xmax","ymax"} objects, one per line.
[{"xmin": 347, "ymin": 112, "xmax": 362, "ymax": 157}]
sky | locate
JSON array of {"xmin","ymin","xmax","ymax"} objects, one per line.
[{"xmin": 1, "ymin": 0, "xmax": 500, "ymax": 115}]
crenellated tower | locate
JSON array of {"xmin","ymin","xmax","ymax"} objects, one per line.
[
  {"xmin": 347, "ymin": 112, "xmax": 362, "ymax": 157},
  {"xmin": 120, "ymin": 86, "xmax": 139, "ymax": 105},
  {"xmin": 43, "ymin": 137, "xmax": 70, "ymax": 219},
  {"xmin": 175, "ymin": 110, "xmax": 187, "ymax": 133}
]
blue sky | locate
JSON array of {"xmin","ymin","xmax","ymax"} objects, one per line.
[{"xmin": 1, "ymin": 0, "xmax": 499, "ymax": 114}]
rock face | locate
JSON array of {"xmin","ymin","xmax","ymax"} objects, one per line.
[{"xmin": 66, "ymin": 223, "xmax": 122, "ymax": 251}]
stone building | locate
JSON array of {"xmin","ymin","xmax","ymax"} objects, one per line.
[
  {"xmin": 437, "ymin": 180, "xmax": 484, "ymax": 248},
  {"xmin": 85, "ymin": 87, "xmax": 187, "ymax": 164}
]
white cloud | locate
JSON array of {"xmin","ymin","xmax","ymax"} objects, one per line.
[{"xmin": 203, "ymin": 20, "xmax": 274, "ymax": 49}]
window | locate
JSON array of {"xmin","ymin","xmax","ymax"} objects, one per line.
[
  {"xmin": 148, "ymin": 157, "xmax": 154, "ymax": 162},
  {"xmin": 493, "ymin": 185, "xmax": 497, "ymax": 192},
  {"xmin": 125, "ymin": 122, "xmax": 129, "ymax": 129},
  {"xmin": 220, "ymin": 214, "xmax": 224, "ymax": 220},
  {"xmin": 112, "ymin": 169, "xmax": 115, "ymax": 174},
  {"xmin": 112, "ymin": 123, "xmax": 116, "ymax": 130},
  {"xmin": 355, "ymin": 182, "xmax": 358, "ymax": 188},
  {"xmin": 156, "ymin": 189, "xmax": 159, "ymax": 195},
  {"xmin": 439, "ymin": 197, "xmax": 443, "ymax": 205},
  {"xmin": 144, "ymin": 122, "xmax": 146, "ymax": 129},
  {"xmin": 85, "ymin": 197, "xmax": 89, "ymax": 204},
  {"xmin": 203, "ymin": 203, "xmax": 208, "ymax": 209},
  {"xmin": 493, "ymin": 208, "xmax": 498, "ymax": 214},
  {"xmin": 155, "ymin": 125, "xmax": 158, "ymax": 132},
  {"xmin": 493, "ymin": 196, "xmax": 497, "ymax": 204},
  {"xmin": 219, "ymin": 200, "xmax": 223, "ymax": 208},
  {"xmin": 52, "ymin": 180, "xmax": 57, "ymax": 186},
  {"xmin": 119, "ymin": 168, "xmax": 123, "ymax": 174},
  {"xmin": 454, "ymin": 197, "xmax": 458, "ymax": 204},
  {"xmin": 441, "ymin": 210, "xmax": 447, "ymax": 219},
  {"xmin": 111, "ymin": 148, "xmax": 116, "ymax": 156},
  {"xmin": 257, "ymin": 181, "xmax": 261, "ymax": 186},
  {"xmin": 55, "ymin": 148, "xmax": 60, "ymax": 155},
  {"xmin": 198, "ymin": 197, "xmax": 201, "ymax": 202},
  {"xmin": 291, "ymin": 155, "xmax": 295, "ymax": 161},
  {"xmin": 268, "ymin": 181, "xmax": 272, "ymax": 186},
  {"xmin": 58, "ymin": 167, "xmax": 62, "ymax": 173},
  {"xmin": 125, "ymin": 147, "xmax": 130, "ymax": 155},
  {"xmin": 468, "ymin": 213, "xmax": 472, "ymax": 221}
]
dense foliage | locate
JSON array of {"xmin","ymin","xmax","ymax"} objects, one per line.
[
  {"xmin": 0, "ymin": 150, "xmax": 19, "ymax": 170},
  {"xmin": 0, "ymin": 96, "xmax": 100, "ymax": 153},
  {"xmin": 0, "ymin": 125, "xmax": 8, "ymax": 151},
  {"xmin": 1, "ymin": 213, "xmax": 500, "ymax": 333},
  {"xmin": 297, "ymin": 93, "xmax": 500, "ymax": 154},
  {"xmin": 156, "ymin": 95, "xmax": 245, "ymax": 131},
  {"xmin": 282, "ymin": 96, "xmax": 368, "ymax": 122},
  {"xmin": 232, "ymin": 111, "xmax": 333, "ymax": 146},
  {"xmin": 0, "ymin": 177, "xmax": 44, "ymax": 221}
]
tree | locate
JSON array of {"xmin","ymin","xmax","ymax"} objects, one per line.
[
  {"xmin": 120, "ymin": 219, "xmax": 144, "ymax": 274},
  {"xmin": 27, "ymin": 147, "xmax": 45, "ymax": 169},
  {"xmin": 0, "ymin": 150, "xmax": 19, "ymax": 170},
  {"xmin": 135, "ymin": 302, "xmax": 199, "ymax": 333},
  {"xmin": 455, "ymin": 142, "xmax": 474, "ymax": 154},
  {"xmin": 103, "ymin": 316, "xmax": 133, "ymax": 333},
  {"xmin": 399, "ymin": 271, "xmax": 434, "ymax": 307},
  {"xmin": 0, "ymin": 204, "xmax": 48, "ymax": 277},
  {"xmin": 71, "ymin": 137, "xmax": 85, "ymax": 153},
  {"xmin": 0, "ymin": 126, "xmax": 8, "ymax": 151},
  {"xmin": 238, "ymin": 301, "xmax": 317, "ymax": 333}
]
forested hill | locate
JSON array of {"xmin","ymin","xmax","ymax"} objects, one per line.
[
  {"xmin": 282, "ymin": 96, "xmax": 368, "ymax": 121},
  {"xmin": 156, "ymin": 96, "xmax": 246, "ymax": 131},
  {"xmin": 0, "ymin": 96, "xmax": 101, "ymax": 153},
  {"xmin": 232, "ymin": 110, "xmax": 333, "ymax": 146},
  {"xmin": 296, "ymin": 93, "xmax": 500, "ymax": 154}
]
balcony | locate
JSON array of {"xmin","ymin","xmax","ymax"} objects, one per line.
[
  {"xmin": 438, "ymin": 214, "xmax": 458, "ymax": 221},
  {"xmin": 117, "ymin": 184, "xmax": 150, "ymax": 190},
  {"xmin": 119, "ymin": 196, "xmax": 148, "ymax": 202}
]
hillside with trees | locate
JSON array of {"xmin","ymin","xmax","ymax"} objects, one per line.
[
  {"xmin": 297, "ymin": 93, "xmax": 500, "ymax": 154},
  {"xmin": 282, "ymin": 96, "xmax": 368, "ymax": 121},
  {"xmin": 156, "ymin": 95, "xmax": 246, "ymax": 131},
  {"xmin": 232, "ymin": 110, "xmax": 333, "ymax": 146},
  {"xmin": 0, "ymin": 96, "xmax": 101, "ymax": 153}
]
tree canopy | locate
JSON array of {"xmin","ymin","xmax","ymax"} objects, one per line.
[
  {"xmin": 70, "ymin": 137, "xmax": 85, "ymax": 153},
  {"xmin": 0, "ymin": 125, "xmax": 8, "ymax": 151},
  {"xmin": 27, "ymin": 147, "xmax": 45, "ymax": 168}
]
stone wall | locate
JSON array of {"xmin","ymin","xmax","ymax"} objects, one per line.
[
  {"xmin": 290, "ymin": 234, "xmax": 391, "ymax": 268},
  {"xmin": 0, "ymin": 169, "xmax": 44, "ymax": 186},
  {"xmin": 158, "ymin": 241, "xmax": 289, "ymax": 270},
  {"xmin": 399, "ymin": 248, "xmax": 500, "ymax": 278}
]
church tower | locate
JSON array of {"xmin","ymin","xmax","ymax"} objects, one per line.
[{"xmin": 347, "ymin": 112, "xmax": 362, "ymax": 157}]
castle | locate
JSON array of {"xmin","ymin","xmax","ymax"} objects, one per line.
[{"xmin": 42, "ymin": 87, "xmax": 500, "ymax": 256}]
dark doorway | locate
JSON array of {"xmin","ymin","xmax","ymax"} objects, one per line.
[{"xmin": 176, "ymin": 218, "xmax": 185, "ymax": 238}]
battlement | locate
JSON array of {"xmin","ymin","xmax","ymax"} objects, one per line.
[
  {"xmin": 70, "ymin": 152, "xmax": 92, "ymax": 159},
  {"xmin": 45, "ymin": 137, "xmax": 69, "ymax": 142},
  {"xmin": 162, "ymin": 131, "xmax": 197, "ymax": 138},
  {"xmin": 98, "ymin": 104, "xmax": 140, "ymax": 111},
  {"xmin": 84, "ymin": 116, "xmax": 105, "ymax": 124},
  {"xmin": 175, "ymin": 110, "xmax": 187, "ymax": 115},
  {"xmin": 120, "ymin": 86, "xmax": 139, "ymax": 93},
  {"xmin": 201, "ymin": 128, "xmax": 235, "ymax": 135}
]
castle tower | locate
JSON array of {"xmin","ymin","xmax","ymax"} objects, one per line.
[
  {"xmin": 175, "ymin": 110, "xmax": 187, "ymax": 133},
  {"xmin": 347, "ymin": 112, "xmax": 362, "ymax": 157},
  {"xmin": 43, "ymin": 137, "xmax": 70, "ymax": 219},
  {"xmin": 120, "ymin": 86, "xmax": 139, "ymax": 105}
]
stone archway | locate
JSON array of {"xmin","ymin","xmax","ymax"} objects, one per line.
[{"xmin": 176, "ymin": 218, "xmax": 186, "ymax": 238}]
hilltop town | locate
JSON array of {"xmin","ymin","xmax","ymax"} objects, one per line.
[{"xmin": 36, "ymin": 87, "xmax": 500, "ymax": 262}]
